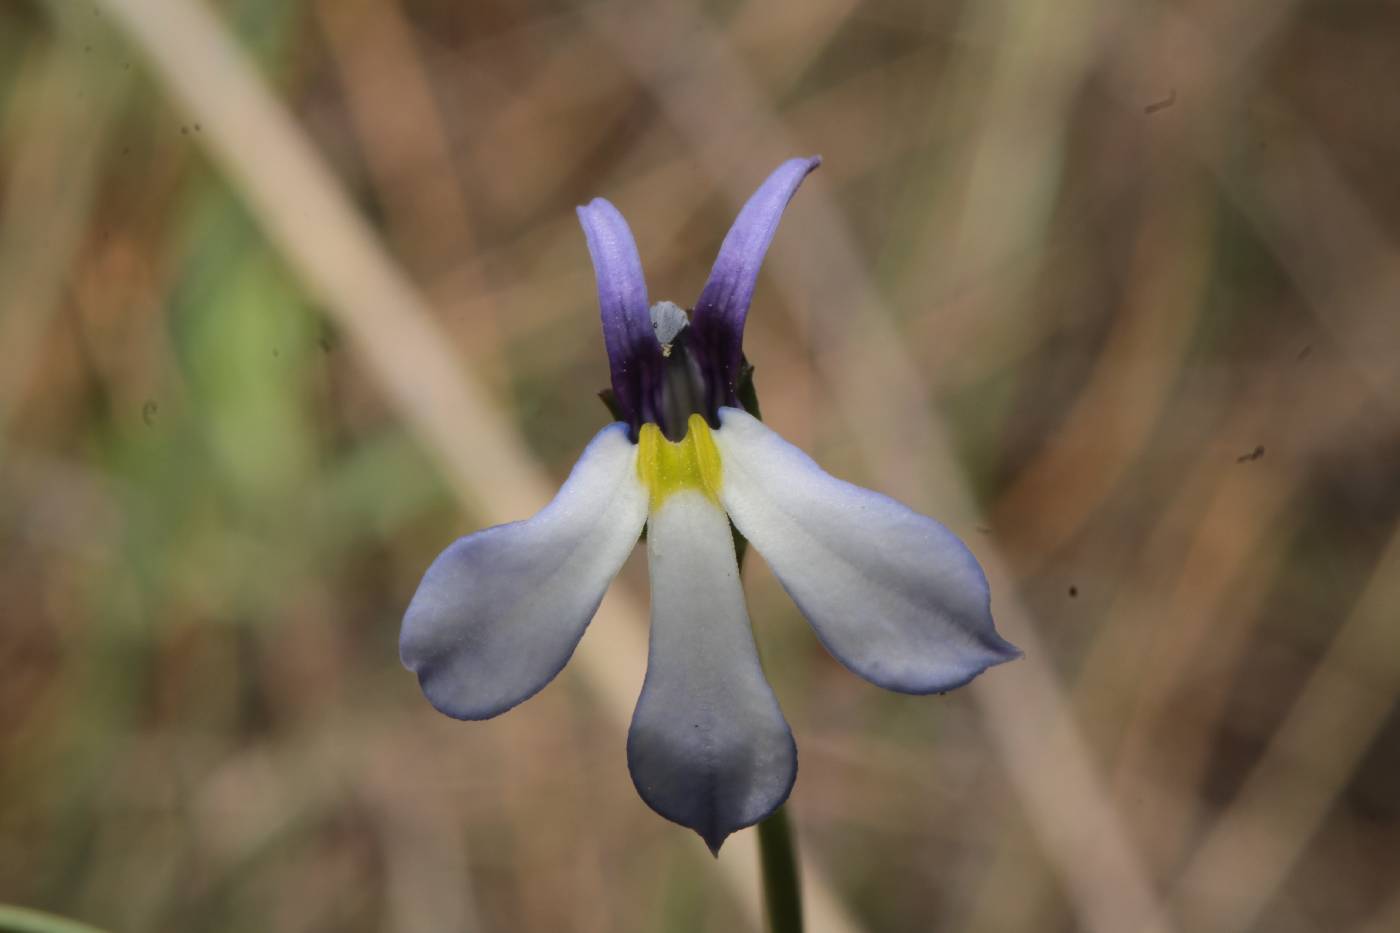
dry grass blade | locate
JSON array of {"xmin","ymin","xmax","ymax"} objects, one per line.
[
  {"xmin": 1145, "ymin": 522, "xmax": 1400, "ymax": 933},
  {"xmin": 0, "ymin": 41, "xmax": 124, "ymax": 441},
  {"xmin": 89, "ymin": 0, "xmax": 541, "ymax": 519}
]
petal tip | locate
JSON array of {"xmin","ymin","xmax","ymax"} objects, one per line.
[
  {"xmin": 413, "ymin": 668, "xmax": 501, "ymax": 722},
  {"xmin": 576, "ymin": 196, "xmax": 616, "ymax": 216},
  {"xmin": 777, "ymin": 155, "xmax": 822, "ymax": 188},
  {"xmin": 994, "ymin": 637, "xmax": 1024, "ymax": 663},
  {"xmin": 979, "ymin": 622, "xmax": 1024, "ymax": 667},
  {"xmin": 627, "ymin": 709, "xmax": 797, "ymax": 856},
  {"xmin": 628, "ymin": 728, "xmax": 797, "ymax": 857}
]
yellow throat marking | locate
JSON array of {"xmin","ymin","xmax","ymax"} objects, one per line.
[{"xmin": 636, "ymin": 414, "xmax": 722, "ymax": 511}]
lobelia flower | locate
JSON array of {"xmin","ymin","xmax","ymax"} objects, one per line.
[{"xmin": 401, "ymin": 157, "xmax": 1021, "ymax": 853}]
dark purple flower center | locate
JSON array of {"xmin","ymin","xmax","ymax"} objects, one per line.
[
  {"xmin": 577, "ymin": 157, "xmax": 822, "ymax": 443},
  {"xmin": 651, "ymin": 302, "xmax": 715, "ymax": 442}
]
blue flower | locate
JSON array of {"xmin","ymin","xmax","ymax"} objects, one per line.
[{"xmin": 401, "ymin": 157, "xmax": 1020, "ymax": 853}]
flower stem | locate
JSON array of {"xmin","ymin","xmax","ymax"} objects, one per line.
[
  {"xmin": 757, "ymin": 805, "xmax": 803, "ymax": 933},
  {"xmin": 737, "ymin": 510, "xmax": 800, "ymax": 933}
]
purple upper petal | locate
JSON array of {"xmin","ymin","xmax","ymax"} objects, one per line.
[
  {"xmin": 577, "ymin": 198, "xmax": 662, "ymax": 430},
  {"xmin": 690, "ymin": 157, "xmax": 821, "ymax": 409}
]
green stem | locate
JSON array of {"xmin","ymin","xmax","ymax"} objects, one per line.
[
  {"xmin": 736, "ymin": 468, "xmax": 799, "ymax": 933},
  {"xmin": 757, "ymin": 805, "xmax": 804, "ymax": 933},
  {"xmin": 0, "ymin": 906, "xmax": 108, "ymax": 933}
]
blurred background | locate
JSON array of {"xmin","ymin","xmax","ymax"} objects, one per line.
[{"xmin": 2, "ymin": 0, "xmax": 1398, "ymax": 931}]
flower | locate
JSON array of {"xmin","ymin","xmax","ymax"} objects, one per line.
[{"xmin": 401, "ymin": 157, "xmax": 1020, "ymax": 853}]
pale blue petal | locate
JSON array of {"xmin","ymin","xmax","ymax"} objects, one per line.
[
  {"xmin": 714, "ymin": 409, "xmax": 1020, "ymax": 694},
  {"xmin": 401, "ymin": 424, "xmax": 648, "ymax": 719},
  {"xmin": 628, "ymin": 490, "xmax": 796, "ymax": 854}
]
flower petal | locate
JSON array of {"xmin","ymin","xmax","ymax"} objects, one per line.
[
  {"xmin": 401, "ymin": 423, "xmax": 648, "ymax": 720},
  {"xmin": 628, "ymin": 490, "xmax": 796, "ymax": 854},
  {"xmin": 714, "ymin": 408, "xmax": 1021, "ymax": 694},
  {"xmin": 577, "ymin": 198, "xmax": 663, "ymax": 429},
  {"xmin": 690, "ymin": 157, "xmax": 821, "ymax": 408}
]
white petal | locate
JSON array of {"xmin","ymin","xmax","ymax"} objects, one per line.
[
  {"xmin": 714, "ymin": 408, "xmax": 1020, "ymax": 694},
  {"xmin": 628, "ymin": 490, "xmax": 796, "ymax": 854},
  {"xmin": 401, "ymin": 423, "xmax": 648, "ymax": 719}
]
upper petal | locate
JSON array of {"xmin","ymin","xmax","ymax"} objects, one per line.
[
  {"xmin": 628, "ymin": 489, "xmax": 796, "ymax": 854},
  {"xmin": 690, "ymin": 157, "xmax": 821, "ymax": 408},
  {"xmin": 577, "ymin": 198, "xmax": 663, "ymax": 429},
  {"xmin": 401, "ymin": 423, "xmax": 648, "ymax": 720},
  {"xmin": 713, "ymin": 408, "xmax": 1020, "ymax": 694}
]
